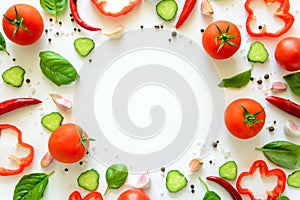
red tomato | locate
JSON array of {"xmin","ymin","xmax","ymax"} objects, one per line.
[
  {"xmin": 202, "ymin": 20, "xmax": 241, "ymax": 59},
  {"xmin": 2, "ymin": 4, "xmax": 44, "ymax": 46},
  {"xmin": 48, "ymin": 123, "xmax": 91, "ymax": 163},
  {"xmin": 117, "ymin": 188, "xmax": 150, "ymax": 200},
  {"xmin": 224, "ymin": 98, "xmax": 266, "ymax": 139},
  {"xmin": 275, "ymin": 37, "xmax": 300, "ymax": 71}
]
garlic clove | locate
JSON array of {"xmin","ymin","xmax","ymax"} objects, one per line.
[
  {"xmin": 271, "ymin": 82, "xmax": 287, "ymax": 92},
  {"xmin": 49, "ymin": 92, "xmax": 72, "ymax": 112},
  {"xmin": 284, "ymin": 120, "xmax": 300, "ymax": 137},
  {"xmin": 201, "ymin": 0, "xmax": 214, "ymax": 16},
  {"xmin": 188, "ymin": 158, "xmax": 203, "ymax": 173},
  {"xmin": 102, "ymin": 25, "xmax": 124, "ymax": 39},
  {"xmin": 40, "ymin": 152, "xmax": 54, "ymax": 168},
  {"xmin": 134, "ymin": 172, "xmax": 151, "ymax": 190}
]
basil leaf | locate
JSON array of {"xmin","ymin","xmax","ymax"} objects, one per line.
[
  {"xmin": 276, "ymin": 196, "xmax": 290, "ymax": 200},
  {"xmin": 104, "ymin": 164, "xmax": 128, "ymax": 196},
  {"xmin": 40, "ymin": 0, "xmax": 67, "ymax": 21},
  {"xmin": 203, "ymin": 191, "xmax": 221, "ymax": 200},
  {"xmin": 283, "ymin": 72, "xmax": 300, "ymax": 97},
  {"xmin": 39, "ymin": 50, "xmax": 79, "ymax": 86},
  {"xmin": 256, "ymin": 141, "xmax": 300, "ymax": 169},
  {"xmin": 218, "ymin": 67, "xmax": 252, "ymax": 88},
  {"xmin": 0, "ymin": 32, "xmax": 9, "ymax": 55},
  {"xmin": 13, "ymin": 171, "xmax": 54, "ymax": 200}
]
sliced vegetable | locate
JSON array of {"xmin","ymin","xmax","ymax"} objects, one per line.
[
  {"xmin": 0, "ymin": 31, "xmax": 9, "ymax": 55},
  {"xmin": 68, "ymin": 190, "xmax": 103, "ymax": 200},
  {"xmin": 40, "ymin": 0, "xmax": 67, "ymax": 22},
  {"xmin": 199, "ymin": 177, "xmax": 221, "ymax": 200},
  {"xmin": 244, "ymin": 0, "xmax": 294, "ymax": 37},
  {"xmin": 13, "ymin": 171, "xmax": 54, "ymax": 200},
  {"xmin": 41, "ymin": 112, "xmax": 64, "ymax": 132},
  {"xmin": 256, "ymin": 140, "xmax": 300, "ymax": 169},
  {"xmin": 287, "ymin": 170, "xmax": 300, "ymax": 188},
  {"xmin": 166, "ymin": 170, "xmax": 187, "ymax": 193},
  {"xmin": 219, "ymin": 160, "xmax": 237, "ymax": 180},
  {"xmin": 74, "ymin": 37, "xmax": 95, "ymax": 57},
  {"xmin": 247, "ymin": 41, "xmax": 269, "ymax": 63},
  {"xmin": 0, "ymin": 124, "xmax": 34, "ymax": 176},
  {"xmin": 0, "ymin": 98, "xmax": 42, "ymax": 116},
  {"xmin": 77, "ymin": 169, "xmax": 99, "ymax": 191},
  {"xmin": 2, "ymin": 66, "xmax": 25, "ymax": 87},
  {"xmin": 104, "ymin": 164, "xmax": 128, "ymax": 196},
  {"xmin": 175, "ymin": 0, "xmax": 197, "ymax": 29},
  {"xmin": 284, "ymin": 120, "xmax": 300, "ymax": 137},
  {"xmin": 156, "ymin": 0, "xmax": 178, "ymax": 21},
  {"xmin": 236, "ymin": 160, "xmax": 286, "ymax": 200},
  {"xmin": 266, "ymin": 96, "xmax": 300, "ymax": 118},
  {"xmin": 283, "ymin": 71, "xmax": 300, "ymax": 97},
  {"xmin": 218, "ymin": 66, "xmax": 252, "ymax": 88},
  {"xmin": 39, "ymin": 50, "xmax": 79, "ymax": 86}
]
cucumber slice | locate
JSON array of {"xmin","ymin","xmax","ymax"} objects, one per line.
[
  {"xmin": 74, "ymin": 37, "xmax": 95, "ymax": 57},
  {"xmin": 77, "ymin": 168, "xmax": 99, "ymax": 191},
  {"xmin": 219, "ymin": 160, "xmax": 238, "ymax": 180},
  {"xmin": 41, "ymin": 112, "xmax": 63, "ymax": 132},
  {"xmin": 287, "ymin": 170, "xmax": 300, "ymax": 188},
  {"xmin": 166, "ymin": 170, "xmax": 187, "ymax": 193},
  {"xmin": 2, "ymin": 66, "xmax": 25, "ymax": 87},
  {"xmin": 156, "ymin": 0, "xmax": 178, "ymax": 21},
  {"xmin": 247, "ymin": 41, "xmax": 269, "ymax": 63}
]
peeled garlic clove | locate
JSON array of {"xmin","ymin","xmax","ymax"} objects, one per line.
[
  {"xmin": 188, "ymin": 158, "xmax": 203, "ymax": 173},
  {"xmin": 102, "ymin": 25, "xmax": 124, "ymax": 39},
  {"xmin": 284, "ymin": 120, "xmax": 300, "ymax": 137},
  {"xmin": 201, "ymin": 0, "xmax": 214, "ymax": 16},
  {"xmin": 134, "ymin": 172, "xmax": 151, "ymax": 190},
  {"xmin": 271, "ymin": 82, "xmax": 287, "ymax": 92},
  {"xmin": 49, "ymin": 92, "xmax": 72, "ymax": 112},
  {"xmin": 40, "ymin": 152, "xmax": 54, "ymax": 168}
]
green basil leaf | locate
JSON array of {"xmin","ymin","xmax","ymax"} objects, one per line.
[
  {"xmin": 256, "ymin": 141, "xmax": 300, "ymax": 169},
  {"xmin": 0, "ymin": 32, "xmax": 9, "ymax": 55},
  {"xmin": 276, "ymin": 195, "xmax": 290, "ymax": 200},
  {"xmin": 283, "ymin": 72, "xmax": 300, "ymax": 97},
  {"xmin": 39, "ymin": 50, "xmax": 79, "ymax": 86},
  {"xmin": 218, "ymin": 67, "xmax": 252, "ymax": 88},
  {"xmin": 104, "ymin": 164, "xmax": 128, "ymax": 196},
  {"xmin": 13, "ymin": 171, "xmax": 54, "ymax": 200},
  {"xmin": 203, "ymin": 191, "xmax": 221, "ymax": 200},
  {"xmin": 40, "ymin": 0, "xmax": 67, "ymax": 21}
]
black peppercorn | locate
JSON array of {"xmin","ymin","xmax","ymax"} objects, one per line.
[
  {"xmin": 264, "ymin": 74, "xmax": 270, "ymax": 79},
  {"xmin": 269, "ymin": 126, "xmax": 275, "ymax": 132},
  {"xmin": 257, "ymin": 79, "xmax": 263, "ymax": 84}
]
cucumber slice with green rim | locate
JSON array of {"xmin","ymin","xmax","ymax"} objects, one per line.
[
  {"xmin": 77, "ymin": 168, "xmax": 100, "ymax": 191},
  {"xmin": 74, "ymin": 37, "xmax": 95, "ymax": 57},
  {"xmin": 2, "ymin": 66, "xmax": 25, "ymax": 87},
  {"xmin": 287, "ymin": 170, "xmax": 300, "ymax": 188},
  {"xmin": 219, "ymin": 160, "xmax": 238, "ymax": 180},
  {"xmin": 247, "ymin": 41, "xmax": 269, "ymax": 63},
  {"xmin": 41, "ymin": 112, "xmax": 64, "ymax": 132},
  {"xmin": 166, "ymin": 170, "xmax": 187, "ymax": 193},
  {"xmin": 156, "ymin": 0, "xmax": 178, "ymax": 21}
]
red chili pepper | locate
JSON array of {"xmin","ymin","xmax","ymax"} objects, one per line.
[
  {"xmin": 266, "ymin": 96, "xmax": 300, "ymax": 118},
  {"xmin": 69, "ymin": 191, "xmax": 103, "ymax": 200},
  {"xmin": 206, "ymin": 176, "xmax": 242, "ymax": 200},
  {"xmin": 236, "ymin": 160, "xmax": 286, "ymax": 200},
  {"xmin": 175, "ymin": 0, "xmax": 197, "ymax": 29},
  {"xmin": 245, "ymin": 0, "xmax": 294, "ymax": 37},
  {"xmin": 0, "ymin": 124, "xmax": 34, "ymax": 176},
  {"xmin": 0, "ymin": 98, "xmax": 42, "ymax": 116},
  {"xmin": 91, "ymin": 0, "xmax": 142, "ymax": 17},
  {"xmin": 70, "ymin": 0, "xmax": 101, "ymax": 31}
]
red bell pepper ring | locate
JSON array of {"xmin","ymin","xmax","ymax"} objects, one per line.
[
  {"xmin": 91, "ymin": 0, "xmax": 142, "ymax": 17},
  {"xmin": 0, "ymin": 124, "xmax": 34, "ymax": 176},
  {"xmin": 236, "ymin": 160, "xmax": 286, "ymax": 200},
  {"xmin": 69, "ymin": 191, "xmax": 103, "ymax": 200},
  {"xmin": 245, "ymin": 0, "xmax": 295, "ymax": 37}
]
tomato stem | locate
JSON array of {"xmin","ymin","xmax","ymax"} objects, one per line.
[
  {"xmin": 241, "ymin": 104, "xmax": 264, "ymax": 127},
  {"xmin": 215, "ymin": 23, "xmax": 239, "ymax": 52},
  {"xmin": 78, "ymin": 127, "xmax": 95, "ymax": 149}
]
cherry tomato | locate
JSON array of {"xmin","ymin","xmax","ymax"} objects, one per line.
[
  {"xmin": 117, "ymin": 188, "xmax": 150, "ymax": 200},
  {"xmin": 2, "ymin": 4, "xmax": 44, "ymax": 46},
  {"xmin": 202, "ymin": 20, "xmax": 241, "ymax": 59},
  {"xmin": 48, "ymin": 123, "xmax": 91, "ymax": 163},
  {"xmin": 275, "ymin": 37, "xmax": 300, "ymax": 71},
  {"xmin": 224, "ymin": 98, "xmax": 266, "ymax": 139}
]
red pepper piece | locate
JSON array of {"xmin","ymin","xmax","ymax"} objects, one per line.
[
  {"xmin": 91, "ymin": 0, "xmax": 142, "ymax": 17},
  {"xmin": 245, "ymin": 0, "xmax": 294, "ymax": 37},
  {"xmin": 236, "ymin": 160, "xmax": 286, "ymax": 200},
  {"xmin": 0, "ymin": 124, "xmax": 34, "ymax": 176},
  {"xmin": 0, "ymin": 98, "xmax": 42, "ymax": 116},
  {"xmin": 70, "ymin": 0, "xmax": 101, "ymax": 31},
  {"xmin": 175, "ymin": 0, "xmax": 197, "ymax": 29},
  {"xmin": 69, "ymin": 191, "xmax": 103, "ymax": 200},
  {"xmin": 266, "ymin": 96, "xmax": 300, "ymax": 118},
  {"xmin": 206, "ymin": 176, "xmax": 242, "ymax": 200}
]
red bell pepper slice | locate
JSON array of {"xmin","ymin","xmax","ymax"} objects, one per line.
[
  {"xmin": 236, "ymin": 160, "xmax": 286, "ymax": 200},
  {"xmin": 91, "ymin": 0, "xmax": 142, "ymax": 17},
  {"xmin": 69, "ymin": 191, "xmax": 103, "ymax": 200},
  {"xmin": 245, "ymin": 0, "xmax": 294, "ymax": 37},
  {"xmin": 0, "ymin": 124, "xmax": 34, "ymax": 176}
]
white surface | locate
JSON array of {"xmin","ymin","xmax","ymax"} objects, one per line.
[{"xmin": 0, "ymin": 0, "xmax": 300, "ymax": 199}]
